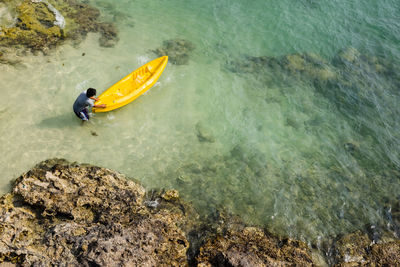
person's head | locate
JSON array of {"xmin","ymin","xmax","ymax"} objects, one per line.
[{"xmin": 86, "ymin": 88, "xmax": 97, "ymax": 98}]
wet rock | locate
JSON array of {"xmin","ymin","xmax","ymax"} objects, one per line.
[
  {"xmin": 161, "ymin": 189, "xmax": 179, "ymax": 201},
  {"xmin": 0, "ymin": 159, "xmax": 189, "ymax": 266},
  {"xmin": 196, "ymin": 226, "xmax": 314, "ymax": 266},
  {"xmin": 332, "ymin": 231, "xmax": 371, "ymax": 265},
  {"xmin": 0, "ymin": 0, "xmax": 119, "ymax": 54},
  {"xmin": 0, "ymin": 0, "xmax": 62, "ymax": 51},
  {"xmin": 331, "ymin": 230, "xmax": 400, "ymax": 266},
  {"xmin": 153, "ymin": 38, "xmax": 195, "ymax": 65},
  {"xmin": 369, "ymin": 241, "xmax": 400, "ymax": 266}
]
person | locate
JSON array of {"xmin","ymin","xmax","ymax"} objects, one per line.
[{"xmin": 73, "ymin": 88, "xmax": 106, "ymax": 122}]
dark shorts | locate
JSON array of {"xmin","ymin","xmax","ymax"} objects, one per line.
[{"xmin": 74, "ymin": 108, "xmax": 89, "ymax": 121}]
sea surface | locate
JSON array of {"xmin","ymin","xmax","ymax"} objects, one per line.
[{"xmin": 1, "ymin": 0, "xmax": 399, "ymax": 244}]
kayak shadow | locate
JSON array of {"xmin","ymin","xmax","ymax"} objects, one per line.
[{"xmin": 38, "ymin": 113, "xmax": 80, "ymax": 128}]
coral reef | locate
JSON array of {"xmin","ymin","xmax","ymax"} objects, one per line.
[
  {"xmin": 153, "ymin": 38, "xmax": 195, "ymax": 65},
  {"xmin": 0, "ymin": 0, "xmax": 118, "ymax": 55}
]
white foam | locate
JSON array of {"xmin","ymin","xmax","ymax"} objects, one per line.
[
  {"xmin": 46, "ymin": 2, "xmax": 65, "ymax": 29},
  {"xmin": 144, "ymin": 199, "xmax": 159, "ymax": 208},
  {"xmin": 30, "ymin": 0, "xmax": 65, "ymax": 29},
  {"xmin": 137, "ymin": 55, "xmax": 150, "ymax": 65}
]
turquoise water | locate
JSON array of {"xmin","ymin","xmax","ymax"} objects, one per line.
[{"xmin": 1, "ymin": 0, "xmax": 399, "ymax": 244}]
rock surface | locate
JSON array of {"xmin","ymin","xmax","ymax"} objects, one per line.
[
  {"xmin": 0, "ymin": 159, "xmax": 188, "ymax": 266},
  {"xmin": 330, "ymin": 231, "xmax": 400, "ymax": 266},
  {"xmin": 0, "ymin": 0, "xmax": 118, "ymax": 54},
  {"xmin": 0, "ymin": 159, "xmax": 398, "ymax": 266},
  {"xmin": 197, "ymin": 226, "xmax": 314, "ymax": 266}
]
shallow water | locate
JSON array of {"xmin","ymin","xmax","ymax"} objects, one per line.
[{"xmin": 1, "ymin": 0, "xmax": 399, "ymax": 243}]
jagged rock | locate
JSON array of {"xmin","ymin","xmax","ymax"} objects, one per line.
[
  {"xmin": 196, "ymin": 226, "xmax": 314, "ymax": 266},
  {"xmin": 369, "ymin": 241, "xmax": 400, "ymax": 266},
  {"xmin": 0, "ymin": 0, "xmax": 119, "ymax": 54},
  {"xmin": 161, "ymin": 189, "xmax": 179, "ymax": 201},
  {"xmin": 333, "ymin": 231, "xmax": 371, "ymax": 265},
  {"xmin": 332, "ymin": 230, "xmax": 400, "ymax": 266},
  {"xmin": 0, "ymin": 159, "xmax": 189, "ymax": 266},
  {"xmin": 153, "ymin": 38, "xmax": 195, "ymax": 65},
  {"xmin": 0, "ymin": 0, "xmax": 62, "ymax": 51}
]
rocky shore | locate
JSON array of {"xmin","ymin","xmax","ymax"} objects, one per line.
[
  {"xmin": 0, "ymin": 159, "xmax": 398, "ymax": 266},
  {"xmin": 0, "ymin": 0, "xmax": 118, "ymax": 65}
]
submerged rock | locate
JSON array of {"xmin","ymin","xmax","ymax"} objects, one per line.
[
  {"xmin": 153, "ymin": 38, "xmax": 195, "ymax": 65},
  {"xmin": 227, "ymin": 47, "xmax": 399, "ymax": 102},
  {"xmin": 195, "ymin": 122, "xmax": 216, "ymax": 143},
  {"xmin": 228, "ymin": 52, "xmax": 336, "ymax": 83}
]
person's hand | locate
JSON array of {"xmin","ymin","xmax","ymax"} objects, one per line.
[{"xmin": 94, "ymin": 104, "xmax": 106, "ymax": 108}]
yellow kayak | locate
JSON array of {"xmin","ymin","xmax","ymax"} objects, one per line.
[{"xmin": 93, "ymin": 56, "xmax": 168, "ymax": 113}]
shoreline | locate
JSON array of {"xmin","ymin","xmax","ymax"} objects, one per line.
[{"xmin": 0, "ymin": 159, "xmax": 398, "ymax": 266}]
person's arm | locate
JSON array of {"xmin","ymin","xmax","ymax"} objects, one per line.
[
  {"xmin": 90, "ymin": 96, "xmax": 100, "ymax": 101},
  {"xmin": 90, "ymin": 96, "xmax": 106, "ymax": 108},
  {"xmin": 94, "ymin": 104, "xmax": 106, "ymax": 108}
]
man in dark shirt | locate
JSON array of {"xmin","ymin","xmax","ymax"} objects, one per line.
[{"xmin": 73, "ymin": 88, "xmax": 106, "ymax": 121}]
